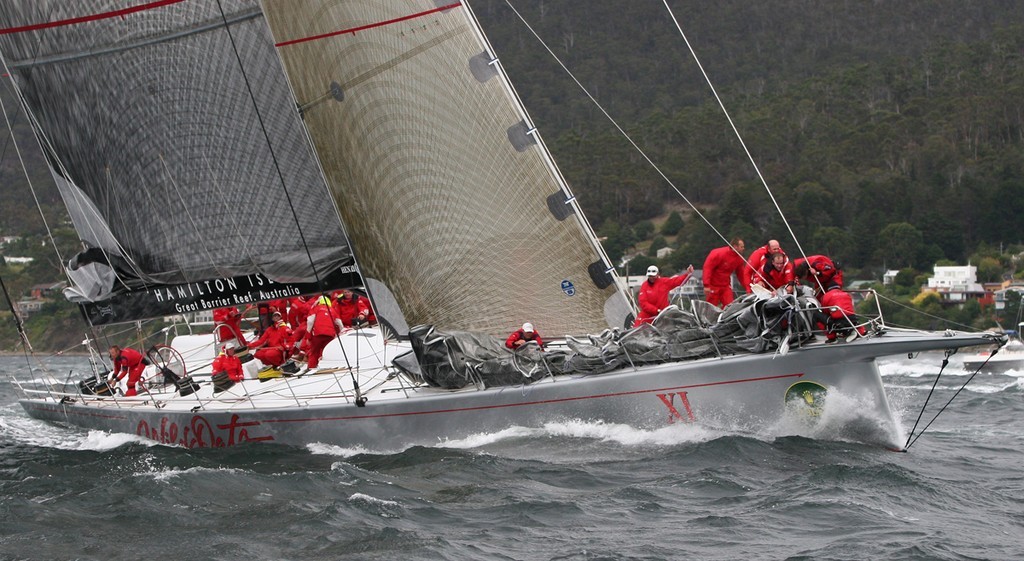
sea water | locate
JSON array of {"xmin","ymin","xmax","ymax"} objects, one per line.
[{"xmin": 1, "ymin": 353, "xmax": 1021, "ymax": 560}]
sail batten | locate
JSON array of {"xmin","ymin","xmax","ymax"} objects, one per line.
[{"xmin": 262, "ymin": 0, "xmax": 629, "ymax": 337}]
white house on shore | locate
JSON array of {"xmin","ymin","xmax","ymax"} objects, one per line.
[
  {"xmin": 924, "ymin": 264, "xmax": 985, "ymax": 302},
  {"xmin": 992, "ymin": 284, "xmax": 1024, "ymax": 311}
]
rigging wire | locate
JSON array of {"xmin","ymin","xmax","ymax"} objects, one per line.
[
  {"xmin": 871, "ymin": 291, "xmax": 979, "ymax": 332},
  {"xmin": 0, "ymin": 83, "xmax": 73, "ymax": 382},
  {"xmin": 903, "ymin": 349, "xmax": 995, "ymax": 450},
  {"xmin": 503, "ymin": 1, "xmax": 730, "ymax": 251},
  {"xmin": 0, "ymin": 76, "xmax": 63, "ymax": 270},
  {"xmin": 512, "ymin": 0, "xmax": 996, "ymax": 339},
  {"xmin": 0, "ymin": 2, "xmax": 64, "ymax": 272},
  {"xmin": 3, "ymin": 65, "xmax": 153, "ymax": 296},
  {"xmin": 213, "ymin": 1, "xmax": 326, "ymax": 293},
  {"xmin": 506, "ymin": 3, "xmax": 1001, "ymax": 446},
  {"xmin": 504, "ymin": 1, "xmax": 768, "ymax": 286},
  {"xmin": 902, "ymin": 348, "xmax": 953, "ymax": 450},
  {"xmin": 658, "ymin": 1, "xmax": 813, "ymax": 269},
  {"xmin": 0, "ymin": 4, "xmax": 172, "ymax": 378},
  {"xmin": 213, "ymin": 1, "xmax": 365, "ymax": 406}
]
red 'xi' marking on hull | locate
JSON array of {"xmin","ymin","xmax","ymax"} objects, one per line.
[
  {"xmin": 137, "ymin": 414, "xmax": 274, "ymax": 448},
  {"xmin": 656, "ymin": 392, "xmax": 695, "ymax": 424}
]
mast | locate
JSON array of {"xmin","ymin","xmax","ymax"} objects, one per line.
[{"xmin": 0, "ymin": 274, "xmax": 32, "ymax": 352}]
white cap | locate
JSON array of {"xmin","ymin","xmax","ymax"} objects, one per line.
[
  {"xmin": 646, "ymin": 265, "xmax": 659, "ymax": 276},
  {"xmin": 522, "ymin": 322, "xmax": 534, "ymax": 332}
]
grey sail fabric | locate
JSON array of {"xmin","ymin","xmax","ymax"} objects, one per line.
[
  {"xmin": 261, "ymin": 1, "xmax": 629, "ymax": 337},
  {"xmin": 0, "ymin": 1, "xmax": 352, "ymax": 299},
  {"xmin": 400, "ymin": 295, "xmax": 826, "ymax": 391}
]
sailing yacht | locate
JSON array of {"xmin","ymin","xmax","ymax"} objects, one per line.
[{"xmin": 0, "ymin": 1, "xmax": 1002, "ymax": 451}]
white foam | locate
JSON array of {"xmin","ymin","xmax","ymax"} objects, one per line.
[
  {"xmin": 348, "ymin": 492, "xmax": 401, "ymax": 518},
  {"xmin": 0, "ymin": 410, "xmax": 153, "ymax": 451},
  {"xmin": 438, "ymin": 418, "xmax": 724, "ymax": 449},
  {"xmin": 148, "ymin": 465, "xmax": 243, "ymax": 482},
  {"xmin": 348, "ymin": 492, "xmax": 399, "ymax": 507},
  {"xmin": 307, "ymin": 441, "xmax": 385, "ymax": 457},
  {"xmin": 769, "ymin": 388, "xmax": 902, "ymax": 447}
]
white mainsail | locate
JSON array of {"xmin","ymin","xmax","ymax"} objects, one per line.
[{"xmin": 261, "ymin": 1, "xmax": 631, "ymax": 337}]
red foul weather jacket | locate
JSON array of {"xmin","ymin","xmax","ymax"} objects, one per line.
[
  {"xmin": 794, "ymin": 255, "xmax": 844, "ymax": 293},
  {"xmin": 759, "ymin": 259, "xmax": 794, "ymax": 291},
  {"xmin": 212, "ymin": 352, "xmax": 244, "ymax": 382},
  {"xmin": 634, "ymin": 272, "xmax": 692, "ymax": 326},
  {"xmin": 505, "ymin": 329, "xmax": 544, "ymax": 350},
  {"xmin": 703, "ymin": 245, "xmax": 747, "ymax": 288}
]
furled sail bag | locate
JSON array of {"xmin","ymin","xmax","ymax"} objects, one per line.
[{"xmin": 405, "ymin": 325, "xmax": 540, "ymax": 389}]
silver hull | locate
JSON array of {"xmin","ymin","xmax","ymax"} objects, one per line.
[{"xmin": 17, "ymin": 329, "xmax": 1001, "ymax": 451}]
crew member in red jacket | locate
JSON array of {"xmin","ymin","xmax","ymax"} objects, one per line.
[
  {"xmin": 213, "ymin": 306, "xmax": 249, "ymax": 348},
  {"xmin": 506, "ymin": 322, "xmax": 544, "ymax": 350},
  {"xmin": 816, "ymin": 285, "xmax": 867, "ymax": 342},
  {"xmin": 757, "ymin": 252, "xmax": 795, "ymax": 293},
  {"xmin": 212, "ymin": 346, "xmax": 244, "ymax": 382},
  {"xmin": 247, "ymin": 311, "xmax": 291, "ymax": 368},
  {"xmin": 702, "ymin": 238, "xmax": 746, "ymax": 307},
  {"xmin": 306, "ymin": 296, "xmax": 344, "ymax": 369},
  {"xmin": 743, "ymin": 239, "xmax": 785, "ymax": 291},
  {"xmin": 108, "ymin": 345, "xmax": 146, "ymax": 397},
  {"xmin": 335, "ymin": 289, "xmax": 371, "ymax": 327},
  {"xmin": 287, "ymin": 296, "xmax": 311, "ymax": 357},
  {"xmin": 633, "ymin": 264, "xmax": 694, "ymax": 327},
  {"xmin": 793, "ymin": 255, "xmax": 843, "ymax": 296},
  {"xmin": 268, "ymin": 298, "xmax": 289, "ymax": 319}
]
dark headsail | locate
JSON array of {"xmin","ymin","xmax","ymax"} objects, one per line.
[{"xmin": 0, "ymin": 0, "xmax": 355, "ymax": 324}]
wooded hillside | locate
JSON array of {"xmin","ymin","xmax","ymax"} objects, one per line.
[
  {"xmin": 473, "ymin": 0, "xmax": 1024, "ymax": 274},
  {"xmin": 2, "ymin": 0, "xmax": 1024, "ymax": 324}
]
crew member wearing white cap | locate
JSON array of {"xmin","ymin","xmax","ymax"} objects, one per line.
[
  {"xmin": 633, "ymin": 263, "xmax": 695, "ymax": 327},
  {"xmin": 505, "ymin": 322, "xmax": 544, "ymax": 350}
]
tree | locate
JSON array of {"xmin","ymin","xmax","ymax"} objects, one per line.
[
  {"xmin": 895, "ymin": 267, "xmax": 919, "ymax": 288},
  {"xmin": 792, "ymin": 181, "xmax": 839, "ymax": 234},
  {"xmin": 647, "ymin": 235, "xmax": 667, "ymax": 256},
  {"xmin": 809, "ymin": 226, "xmax": 854, "ymax": 262},
  {"xmin": 875, "ymin": 223, "xmax": 923, "ymax": 268},
  {"xmin": 598, "ymin": 221, "xmax": 636, "ymax": 264},
  {"xmin": 661, "ymin": 211, "xmax": 684, "ymax": 236},
  {"xmin": 976, "ymin": 257, "xmax": 1003, "ymax": 283},
  {"xmin": 949, "ymin": 299, "xmax": 982, "ymax": 328},
  {"xmin": 634, "ymin": 220, "xmax": 655, "ymax": 240},
  {"xmin": 999, "ymin": 290, "xmax": 1024, "ymax": 329},
  {"xmin": 623, "ymin": 254, "xmax": 656, "ymax": 277}
]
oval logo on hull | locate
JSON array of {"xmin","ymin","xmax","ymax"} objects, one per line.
[{"xmin": 785, "ymin": 381, "xmax": 828, "ymax": 417}]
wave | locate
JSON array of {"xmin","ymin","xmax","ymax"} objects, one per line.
[
  {"xmin": 441, "ymin": 418, "xmax": 725, "ymax": 449},
  {"xmin": 0, "ymin": 407, "xmax": 153, "ymax": 451}
]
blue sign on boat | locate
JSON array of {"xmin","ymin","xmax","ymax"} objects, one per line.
[{"xmin": 561, "ymin": 280, "xmax": 575, "ymax": 296}]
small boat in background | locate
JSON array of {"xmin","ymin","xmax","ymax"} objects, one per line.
[{"xmin": 963, "ymin": 324, "xmax": 1024, "ymax": 373}]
